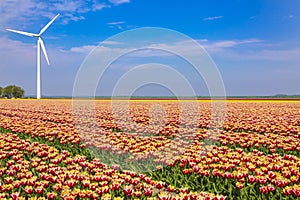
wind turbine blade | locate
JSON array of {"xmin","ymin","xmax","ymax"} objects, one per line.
[
  {"xmin": 38, "ymin": 37, "xmax": 50, "ymax": 65},
  {"xmin": 6, "ymin": 29, "xmax": 38, "ymax": 37},
  {"xmin": 39, "ymin": 14, "xmax": 60, "ymax": 36}
]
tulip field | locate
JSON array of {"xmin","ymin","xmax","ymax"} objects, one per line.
[{"xmin": 0, "ymin": 99, "xmax": 300, "ymax": 200}]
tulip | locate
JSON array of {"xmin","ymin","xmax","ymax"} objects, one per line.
[
  {"xmin": 35, "ymin": 186, "xmax": 44, "ymax": 194},
  {"xmin": 203, "ymin": 170, "xmax": 210, "ymax": 177},
  {"xmin": 291, "ymin": 175, "xmax": 299, "ymax": 183},
  {"xmin": 111, "ymin": 181, "xmax": 121, "ymax": 190},
  {"xmin": 47, "ymin": 192, "xmax": 57, "ymax": 200},
  {"xmin": 293, "ymin": 189, "xmax": 300, "ymax": 197},
  {"xmin": 260, "ymin": 186, "xmax": 268, "ymax": 194},
  {"xmin": 24, "ymin": 185, "xmax": 33, "ymax": 194},
  {"xmin": 143, "ymin": 187, "xmax": 153, "ymax": 196},
  {"xmin": 267, "ymin": 184, "xmax": 275, "ymax": 192},
  {"xmin": 4, "ymin": 177, "xmax": 13, "ymax": 184},
  {"xmin": 89, "ymin": 182, "xmax": 98, "ymax": 191},
  {"xmin": 275, "ymin": 179, "xmax": 285, "ymax": 188},
  {"xmin": 138, "ymin": 173, "xmax": 146, "ymax": 180},
  {"xmin": 145, "ymin": 177, "xmax": 152, "ymax": 184},
  {"xmin": 283, "ymin": 187, "xmax": 293, "ymax": 195},
  {"xmin": 268, "ymin": 171, "xmax": 276, "ymax": 179},
  {"xmin": 12, "ymin": 180, "xmax": 21, "ymax": 189},
  {"xmin": 282, "ymin": 170, "xmax": 291, "ymax": 178},
  {"xmin": 258, "ymin": 177, "xmax": 268, "ymax": 185},
  {"xmin": 10, "ymin": 192, "xmax": 20, "ymax": 200},
  {"xmin": 158, "ymin": 191, "xmax": 171, "ymax": 200},
  {"xmin": 133, "ymin": 190, "xmax": 142, "ymax": 198},
  {"xmin": 179, "ymin": 187, "xmax": 189, "ymax": 193},
  {"xmin": 167, "ymin": 185, "xmax": 176, "ymax": 192},
  {"xmin": 224, "ymin": 172, "xmax": 233, "ymax": 179},
  {"xmin": 156, "ymin": 181, "xmax": 165, "ymax": 189},
  {"xmin": 82, "ymin": 179, "xmax": 90, "ymax": 187},
  {"xmin": 248, "ymin": 175, "xmax": 256, "ymax": 183},
  {"xmin": 67, "ymin": 179, "xmax": 77, "ymax": 188},
  {"xmin": 53, "ymin": 183, "xmax": 62, "ymax": 192},
  {"xmin": 235, "ymin": 181, "xmax": 244, "ymax": 189},
  {"xmin": 123, "ymin": 185, "xmax": 133, "ymax": 196}
]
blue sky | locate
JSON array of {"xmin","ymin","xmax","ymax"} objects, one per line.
[{"xmin": 1, "ymin": 0, "xmax": 300, "ymax": 96}]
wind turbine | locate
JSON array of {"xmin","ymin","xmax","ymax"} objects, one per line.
[{"xmin": 6, "ymin": 14, "xmax": 60, "ymax": 99}]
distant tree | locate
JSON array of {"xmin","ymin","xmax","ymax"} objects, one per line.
[
  {"xmin": 12, "ymin": 86, "xmax": 25, "ymax": 98},
  {"xmin": 0, "ymin": 86, "xmax": 2, "ymax": 97},
  {"xmin": 2, "ymin": 86, "xmax": 13, "ymax": 98},
  {"xmin": 2, "ymin": 85, "xmax": 25, "ymax": 98}
]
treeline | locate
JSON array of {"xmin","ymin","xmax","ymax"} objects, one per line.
[{"xmin": 0, "ymin": 85, "xmax": 25, "ymax": 98}]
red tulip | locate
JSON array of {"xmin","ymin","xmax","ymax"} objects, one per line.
[
  {"xmin": 10, "ymin": 192, "xmax": 19, "ymax": 200},
  {"xmin": 66, "ymin": 179, "xmax": 77, "ymax": 188},
  {"xmin": 4, "ymin": 177, "xmax": 13, "ymax": 184},
  {"xmin": 123, "ymin": 185, "xmax": 133, "ymax": 196},
  {"xmin": 144, "ymin": 187, "xmax": 153, "ymax": 196},
  {"xmin": 133, "ymin": 190, "xmax": 142, "ymax": 198},
  {"xmin": 35, "ymin": 186, "xmax": 44, "ymax": 194},
  {"xmin": 102, "ymin": 186, "xmax": 109, "ymax": 194},
  {"xmin": 179, "ymin": 187, "xmax": 189, "ymax": 193},
  {"xmin": 260, "ymin": 186, "xmax": 268, "ymax": 194},
  {"xmin": 267, "ymin": 184, "xmax": 275, "ymax": 192},
  {"xmin": 156, "ymin": 181, "xmax": 165, "ymax": 189},
  {"xmin": 24, "ymin": 186, "xmax": 33, "ymax": 194},
  {"xmin": 53, "ymin": 183, "xmax": 62, "ymax": 191},
  {"xmin": 236, "ymin": 181, "xmax": 244, "ymax": 189},
  {"xmin": 47, "ymin": 192, "xmax": 57, "ymax": 200},
  {"xmin": 138, "ymin": 173, "xmax": 146, "ymax": 180},
  {"xmin": 248, "ymin": 175, "xmax": 256, "ymax": 183},
  {"xmin": 224, "ymin": 172, "xmax": 233, "ymax": 179},
  {"xmin": 275, "ymin": 179, "xmax": 285, "ymax": 188},
  {"xmin": 167, "ymin": 185, "xmax": 176, "ymax": 192},
  {"xmin": 145, "ymin": 177, "xmax": 152, "ymax": 184},
  {"xmin": 82, "ymin": 179, "xmax": 90, "ymax": 187},
  {"xmin": 111, "ymin": 182, "xmax": 121, "ymax": 190},
  {"xmin": 12, "ymin": 180, "xmax": 21, "ymax": 189},
  {"xmin": 268, "ymin": 171, "xmax": 276, "ymax": 179},
  {"xmin": 293, "ymin": 189, "xmax": 300, "ymax": 197},
  {"xmin": 283, "ymin": 187, "xmax": 293, "ymax": 195}
]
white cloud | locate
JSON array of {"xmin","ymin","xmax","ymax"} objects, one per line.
[
  {"xmin": 61, "ymin": 13, "xmax": 86, "ymax": 25},
  {"xmin": 228, "ymin": 48, "xmax": 300, "ymax": 61},
  {"xmin": 203, "ymin": 16, "xmax": 223, "ymax": 21},
  {"xmin": 107, "ymin": 21, "xmax": 125, "ymax": 25},
  {"xmin": 92, "ymin": 2, "xmax": 111, "ymax": 11},
  {"xmin": 109, "ymin": 0, "xmax": 130, "ymax": 5},
  {"xmin": 70, "ymin": 45, "xmax": 97, "ymax": 53},
  {"xmin": 199, "ymin": 38, "xmax": 263, "ymax": 52},
  {"xmin": 65, "ymin": 38, "xmax": 265, "ymax": 60},
  {"xmin": 125, "ymin": 38, "xmax": 300, "ymax": 62},
  {"xmin": 101, "ymin": 40, "xmax": 123, "ymax": 45},
  {"xmin": 0, "ymin": 0, "xmax": 111, "ymax": 28},
  {"xmin": 53, "ymin": 1, "xmax": 82, "ymax": 12},
  {"xmin": 195, "ymin": 39, "xmax": 300, "ymax": 62},
  {"xmin": 107, "ymin": 21, "xmax": 126, "ymax": 30},
  {"xmin": 0, "ymin": 37, "xmax": 36, "ymax": 73},
  {"xmin": 29, "ymin": 35, "xmax": 300, "ymax": 72}
]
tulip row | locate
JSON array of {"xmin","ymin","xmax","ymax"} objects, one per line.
[
  {"xmin": 1, "ymin": 100, "xmax": 299, "ymax": 142},
  {"xmin": 0, "ymin": 127, "xmax": 222, "ymax": 199},
  {"xmin": 196, "ymin": 129, "xmax": 300, "ymax": 157},
  {"xmin": 148, "ymin": 142, "xmax": 300, "ymax": 199},
  {"xmin": 222, "ymin": 101, "xmax": 300, "ymax": 136}
]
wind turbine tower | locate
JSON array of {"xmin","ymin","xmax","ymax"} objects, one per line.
[{"xmin": 6, "ymin": 14, "xmax": 60, "ymax": 99}]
